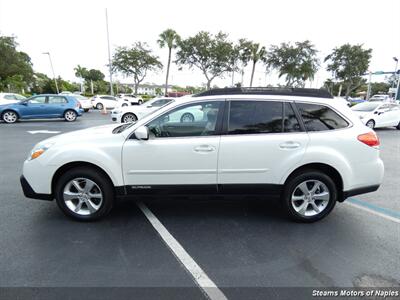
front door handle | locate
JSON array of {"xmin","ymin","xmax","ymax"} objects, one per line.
[
  {"xmin": 194, "ymin": 145, "xmax": 215, "ymax": 153},
  {"xmin": 279, "ymin": 141, "xmax": 301, "ymax": 149}
]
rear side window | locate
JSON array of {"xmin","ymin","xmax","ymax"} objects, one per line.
[
  {"xmin": 283, "ymin": 102, "xmax": 301, "ymax": 132},
  {"xmin": 48, "ymin": 96, "xmax": 67, "ymax": 104},
  {"xmin": 296, "ymin": 103, "xmax": 349, "ymax": 131},
  {"xmin": 228, "ymin": 101, "xmax": 283, "ymax": 134}
]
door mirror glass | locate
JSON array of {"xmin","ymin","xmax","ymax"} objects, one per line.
[{"xmin": 134, "ymin": 126, "xmax": 149, "ymax": 140}]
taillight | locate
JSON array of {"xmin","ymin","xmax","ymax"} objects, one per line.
[{"xmin": 357, "ymin": 132, "xmax": 380, "ymax": 147}]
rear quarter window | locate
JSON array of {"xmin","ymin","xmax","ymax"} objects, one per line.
[{"xmin": 296, "ymin": 103, "xmax": 349, "ymax": 131}]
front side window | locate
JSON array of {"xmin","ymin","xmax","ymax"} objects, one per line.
[
  {"xmin": 151, "ymin": 99, "xmax": 172, "ymax": 107},
  {"xmin": 48, "ymin": 96, "xmax": 67, "ymax": 104},
  {"xmin": 228, "ymin": 101, "xmax": 283, "ymax": 134},
  {"xmin": 29, "ymin": 96, "xmax": 46, "ymax": 104},
  {"xmin": 297, "ymin": 103, "xmax": 349, "ymax": 131},
  {"xmin": 147, "ymin": 101, "xmax": 222, "ymax": 138},
  {"xmin": 4, "ymin": 95, "xmax": 16, "ymax": 100}
]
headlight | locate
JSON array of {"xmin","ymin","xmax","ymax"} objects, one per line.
[{"xmin": 28, "ymin": 142, "xmax": 54, "ymax": 160}]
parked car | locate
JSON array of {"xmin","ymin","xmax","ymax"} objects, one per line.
[
  {"xmin": 116, "ymin": 94, "xmax": 143, "ymax": 105},
  {"xmin": 0, "ymin": 93, "xmax": 26, "ymax": 105},
  {"xmin": 369, "ymin": 94, "xmax": 392, "ymax": 102},
  {"xmin": 20, "ymin": 87, "xmax": 384, "ymax": 223},
  {"xmin": 0, "ymin": 94, "xmax": 83, "ymax": 123},
  {"xmin": 91, "ymin": 95, "xmax": 119, "ymax": 110},
  {"xmin": 348, "ymin": 97, "xmax": 366, "ymax": 105},
  {"xmin": 71, "ymin": 95, "xmax": 91, "ymax": 112},
  {"xmin": 111, "ymin": 98, "xmax": 174, "ymax": 123},
  {"xmin": 352, "ymin": 101, "xmax": 400, "ymax": 129}
]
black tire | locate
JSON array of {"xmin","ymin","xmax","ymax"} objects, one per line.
[
  {"xmin": 122, "ymin": 113, "xmax": 138, "ymax": 123},
  {"xmin": 96, "ymin": 103, "xmax": 104, "ymax": 110},
  {"xmin": 180, "ymin": 112, "xmax": 195, "ymax": 123},
  {"xmin": 282, "ymin": 170, "xmax": 337, "ymax": 223},
  {"xmin": 366, "ymin": 119, "xmax": 375, "ymax": 129},
  {"xmin": 55, "ymin": 167, "xmax": 114, "ymax": 221},
  {"xmin": 396, "ymin": 121, "xmax": 400, "ymax": 130},
  {"xmin": 2, "ymin": 110, "xmax": 19, "ymax": 123},
  {"xmin": 84, "ymin": 108, "xmax": 89, "ymax": 112},
  {"xmin": 64, "ymin": 110, "xmax": 77, "ymax": 122},
  {"xmin": 138, "ymin": 100, "xmax": 143, "ymax": 105}
]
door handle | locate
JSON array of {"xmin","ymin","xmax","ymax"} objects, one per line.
[
  {"xmin": 194, "ymin": 145, "xmax": 215, "ymax": 153},
  {"xmin": 279, "ymin": 141, "xmax": 301, "ymax": 149}
]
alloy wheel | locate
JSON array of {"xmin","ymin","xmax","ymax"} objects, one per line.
[
  {"xmin": 3, "ymin": 111, "xmax": 17, "ymax": 123},
  {"xmin": 123, "ymin": 113, "xmax": 137, "ymax": 123},
  {"xmin": 65, "ymin": 111, "xmax": 77, "ymax": 121},
  {"xmin": 291, "ymin": 180, "xmax": 330, "ymax": 217},
  {"xmin": 63, "ymin": 178, "xmax": 103, "ymax": 216}
]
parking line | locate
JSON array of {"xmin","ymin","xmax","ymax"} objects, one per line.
[
  {"xmin": 345, "ymin": 198, "xmax": 400, "ymax": 224},
  {"xmin": 137, "ymin": 201, "xmax": 228, "ymax": 300}
]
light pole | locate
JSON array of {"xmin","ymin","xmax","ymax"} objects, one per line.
[
  {"xmin": 105, "ymin": 8, "xmax": 114, "ymax": 96},
  {"xmin": 393, "ymin": 57, "xmax": 398, "ymax": 88},
  {"xmin": 43, "ymin": 52, "xmax": 59, "ymax": 94}
]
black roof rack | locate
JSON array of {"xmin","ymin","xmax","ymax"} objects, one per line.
[{"xmin": 193, "ymin": 87, "xmax": 333, "ymax": 99}]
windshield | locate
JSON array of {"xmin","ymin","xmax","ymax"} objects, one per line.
[{"xmin": 352, "ymin": 102, "xmax": 380, "ymax": 112}]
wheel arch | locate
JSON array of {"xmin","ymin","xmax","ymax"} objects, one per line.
[
  {"xmin": 51, "ymin": 161, "xmax": 115, "ymax": 196},
  {"xmin": 122, "ymin": 112, "xmax": 137, "ymax": 122},
  {"xmin": 283, "ymin": 163, "xmax": 344, "ymax": 202}
]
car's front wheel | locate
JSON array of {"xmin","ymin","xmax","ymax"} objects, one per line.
[
  {"xmin": 96, "ymin": 103, "xmax": 104, "ymax": 110},
  {"xmin": 55, "ymin": 167, "xmax": 114, "ymax": 221},
  {"xmin": 180, "ymin": 112, "xmax": 195, "ymax": 123},
  {"xmin": 64, "ymin": 110, "xmax": 77, "ymax": 122},
  {"xmin": 122, "ymin": 113, "xmax": 138, "ymax": 123},
  {"xmin": 282, "ymin": 170, "xmax": 337, "ymax": 223},
  {"xmin": 2, "ymin": 110, "xmax": 18, "ymax": 123}
]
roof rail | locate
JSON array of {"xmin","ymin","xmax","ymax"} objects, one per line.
[{"xmin": 193, "ymin": 87, "xmax": 333, "ymax": 99}]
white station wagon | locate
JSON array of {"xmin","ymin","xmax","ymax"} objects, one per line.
[{"xmin": 20, "ymin": 88, "xmax": 384, "ymax": 222}]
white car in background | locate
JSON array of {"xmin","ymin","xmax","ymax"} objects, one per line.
[
  {"xmin": 0, "ymin": 93, "xmax": 26, "ymax": 105},
  {"xmin": 71, "ymin": 95, "xmax": 92, "ymax": 112},
  {"xmin": 352, "ymin": 101, "xmax": 400, "ymax": 129},
  {"xmin": 116, "ymin": 94, "xmax": 143, "ymax": 106},
  {"xmin": 369, "ymin": 94, "xmax": 392, "ymax": 102},
  {"xmin": 91, "ymin": 95, "xmax": 119, "ymax": 110},
  {"xmin": 111, "ymin": 98, "xmax": 174, "ymax": 123}
]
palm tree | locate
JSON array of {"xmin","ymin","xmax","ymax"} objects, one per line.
[
  {"xmin": 157, "ymin": 29, "xmax": 181, "ymax": 95},
  {"xmin": 74, "ymin": 65, "xmax": 88, "ymax": 92},
  {"xmin": 239, "ymin": 40, "xmax": 267, "ymax": 87}
]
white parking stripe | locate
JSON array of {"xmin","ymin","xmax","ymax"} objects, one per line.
[
  {"xmin": 137, "ymin": 201, "xmax": 228, "ymax": 300},
  {"xmin": 344, "ymin": 201, "xmax": 400, "ymax": 224}
]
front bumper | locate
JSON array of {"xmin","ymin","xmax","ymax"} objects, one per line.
[{"xmin": 20, "ymin": 175, "xmax": 53, "ymax": 201}]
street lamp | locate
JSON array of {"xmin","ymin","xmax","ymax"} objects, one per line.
[
  {"xmin": 43, "ymin": 52, "xmax": 59, "ymax": 94},
  {"xmin": 393, "ymin": 57, "xmax": 399, "ymax": 88}
]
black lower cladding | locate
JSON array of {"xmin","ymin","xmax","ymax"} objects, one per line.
[
  {"xmin": 116, "ymin": 184, "xmax": 283, "ymax": 197},
  {"xmin": 343, "ymin": 185, "xmax": 380, "ymax": 199},
  {"xmin": 20, "ymin": 175, "xmax": 53, "ymax": 201}
]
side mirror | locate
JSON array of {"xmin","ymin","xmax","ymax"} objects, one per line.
[
  {"xmin": 21, "ymin": 101, "xmax": 28, "ymax": 106},
  {"xmin": 134, "ymin": 126, "xmax": 149, "ymax": 140}
]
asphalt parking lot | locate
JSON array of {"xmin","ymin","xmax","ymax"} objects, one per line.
[{"xmin": 0, "ymin": 111, "xmax": 399, "ymax": 299}]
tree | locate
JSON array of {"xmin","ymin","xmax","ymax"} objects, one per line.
[
  {"xmin": 112, "ymin": 42, "xmax": 163, "ymax": 95},
  {"xmin": 266, "ymin": 40, "xmax": 319, "ymax": 87},
  {"xmin": 74, "ymin": 65, "xmax": 88, "ymax": 80},
  {"xmin": 0, "ymin": 36, "xmax": 33, "ymax": 91},
  {"xmin": 238, "ymin": 39, "xmax": 266, "ymax": 87},
  {"xmin": 157, "ymin": 29, "xmax": 181, "ymax": 95},
  {"xmin": 324, "ymin": 44, "xmax": 372, "ymax": 99},
  {"xmin": 176, "ymin": 31, "xmax": 237, "ymax": 90}
]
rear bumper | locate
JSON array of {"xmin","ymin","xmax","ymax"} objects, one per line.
[
  {"xmin": 343, "ymin": 184, "xmax": 380, "ymax": 200},
  {"xmin": 20, "ymin": 175, "xmax": 53, "ymax": 201}
]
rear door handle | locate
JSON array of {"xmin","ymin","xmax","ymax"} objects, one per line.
[
  {"xmin": 194, "ymin": 145, "xmax": 215, "ymax": 153},
  {"xmin": 279, "ymin": 141, "xmax": 301, "ymax": 149}
]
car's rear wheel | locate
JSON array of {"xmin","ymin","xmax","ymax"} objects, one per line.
[
  {"xmin": 366, "ymin": 119, "xmax": 375, "ymax": 129},
  {"xmin": 96, "ymin": 103, "xmax": 104, "ymax": 110},
  {"xmin": 282, "ymin": 170, "xmax": 337, "ymax": 223},
  {"xmin": 138, "ymin": 100, "xmax": 143, "ymax": 105},
  {"xmin": 55, "ymin": 167, "xmax": 114, "ymax": 221},
  {"xmin": 64, "ymin": 110, "xmax": 77, "ymax": 122},
  {"xmin": 2, "ymin": 110, "xmax": 18, "ymax": 123},
  {"xmin": 122, "ymin": 113, "xmax": 138, "ymax": 123},
  {"xmin": 180, "ymin": 112, "xmax": 195, "ymax": 123}
]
